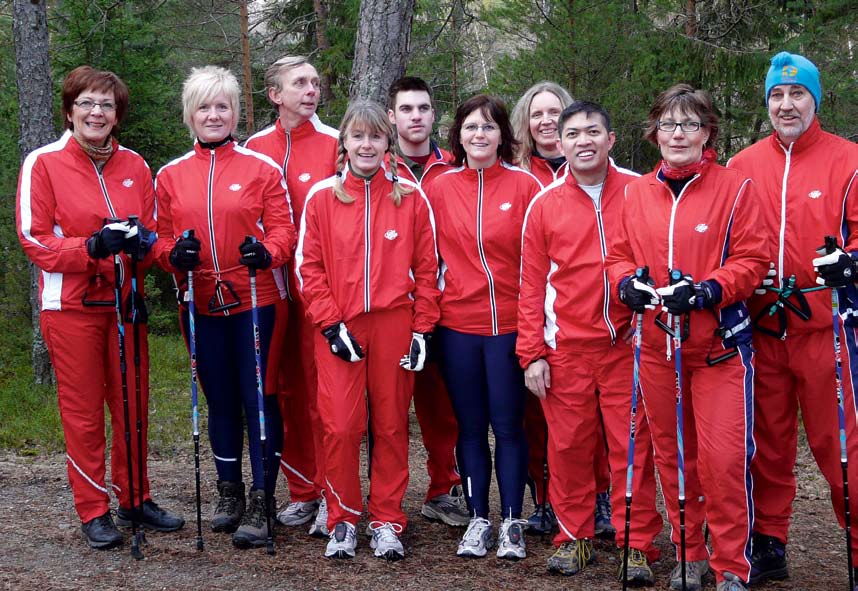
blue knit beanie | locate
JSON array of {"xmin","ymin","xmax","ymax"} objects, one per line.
[{"xmin": 765, "ymin": 51, "xmax": 821, "ymax": 112}]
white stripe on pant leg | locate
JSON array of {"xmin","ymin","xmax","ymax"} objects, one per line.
[
  {"xmin": 213, "ymin": 454, "xmax": 238, "ymax": 462},
  {"xmin": 66, "ymin": 454, "xmax": 109, "ymax": 493},
  {"xmin": 325, "ymin": 477, "xmax": 362, "ymax": 517},
  {"xmin": 280, "ymin": 459, "xmax": 314, "ymax": 485},
  {"xmin": 556, "ymin": 514, "xmax": 576, "ymax": 540}
]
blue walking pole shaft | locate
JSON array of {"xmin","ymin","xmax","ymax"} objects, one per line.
[{"xmin": 184, "ymin": 230, "xmax": 204, "ymax": 551}]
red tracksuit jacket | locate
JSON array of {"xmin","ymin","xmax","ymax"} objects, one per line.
[
  {"xmin": 727, "ymin": 118, "xmax": 858, "ymax": 334},
  {"xmin": 517, "ymin": 162, "xmax": 639, "ymax": 367},
  {"xmin": 426, "ymin": 160, "xmax": 543, "ymax": 336},
  {"xmin": 154, "ymin": 141, "xmax": 296, "ymax": 315},
  {"xmin": 528, "ymin": 153, "xmax": 568, "ymax": 187},
  {"xmin": 606, "ymin": 162, "xmax": 770, "ymax": 354},
  {"xmin": 295, "ymin": 169, "xmax": 440, "ymax": 332},
  {"xmin": 17, "ymin": 130, "xmax": 155, "ymax": 311}
]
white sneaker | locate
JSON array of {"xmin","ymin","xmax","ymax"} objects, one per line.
[
  {"xmin": 276, "ymin": 499, "xmax": 320, "ymax": 526},
  {"xmin": 496, "ymin": 517, "xmax": 528, "ymax": 560},
  {"xmin": 368, "ymin": 521, "xmax": 405, "ymax": 561},
  {"xmin": 308, "ymin": 497, "xmax": 329, "ymax": 537},
  {"xmin": 324, "ymin": 521, "xmax": 357, "ymax": 559},
  {"xmin": 457, "ymin": 517, "xmax": 494, "ymax": 558}
]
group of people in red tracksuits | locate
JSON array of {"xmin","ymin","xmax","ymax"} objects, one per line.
[{"xmin": 15, "ymin": 49, "xmax": 858, "ymax": 591}]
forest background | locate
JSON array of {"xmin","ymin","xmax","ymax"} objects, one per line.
[{"xmin": 0, "ymin": 0, "xmax": 856, "ymax": 451}]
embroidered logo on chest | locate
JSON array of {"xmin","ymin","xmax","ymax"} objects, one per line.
[
  {"xmin": 299, "ymin": 173, "xmax": 312, "ymax": 183},
  {"xmin": 499, "ymin": 202, "xmax": 512, "ymax": 211},
  {"xmin": 808, "ymin": 190, "xmax": 822, "ymax": 199},
  {"xmin": 694, "ymin": 223, "xmax": 709, "ymax": 233},
  {"xmin": 229, "ymin": 184, "xmax": 242, "ymax": 192},
  {"xmin": 122, "ymin": 178, "xmax": 134, "ymax": 188},
  {"xmin": 384, "ymin": 229, "xmax": 398, "ymax": 241}
]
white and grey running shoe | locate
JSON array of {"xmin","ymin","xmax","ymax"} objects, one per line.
[
  {"xmin": 457, "ymin": 517, "xmax": 494, "ymax": 558},
  {"xmin": 496, "ymin": 517, "xmax": 528, "ymax": 560},
  {"xmin": 277, "ymin": 499, "xmax": 320, "ymax": 526},
  {"xmin": 421, "ymin": 485, "xmax": 470, "ymax": 527},
  {"xmin": 308, "ymin": 497, "xmax": 329, "ymax": 538},
  {"xmin": 368, "ymin": 521, "xmax": 405, "ymax": 561},
  {"xmin": 324, "ymin": 521, "xmax": 357, "ymax": 559}
]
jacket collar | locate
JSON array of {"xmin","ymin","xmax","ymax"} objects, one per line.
[{"xmin": 770, "ymin": 116, "xmax": 822, "ymax": 155}]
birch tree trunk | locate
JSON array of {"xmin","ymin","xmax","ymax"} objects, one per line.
[
  {"xmin": 13, "ymin": 0, "xmax": 55, "ymax": 385},
  {"xmin": 349, "ymin": 0, "xmax": 416, "ymax": 104}
]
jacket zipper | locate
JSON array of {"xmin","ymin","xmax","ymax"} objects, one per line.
[
  {"xmin": 475, "ymin": 169, "xmax": 499, "ymax": 335},
  {"xmin": 206, "ymin": 148, "xmax": 227, "ymax": 314},
  {"xmin": 592, "ymin": 188, "xmax": 616, "ymax": 342},
  {"xmin": 776, "ymin": 143, "xmax": 792, "ymax": 340},
  {"xmin": 665, "ymin": 174, "xmax": 700, "ymax": 355},
  {"xmin": 364, "ymin": 178, "xmax": 371, "ymax": 313},
  {"xmin": 91, "ymin": 161, "xmax": 124, "ymax": 287},
  {"xmin": 282, "ymin": 130, "xmax": 294, "ymax": 301}
]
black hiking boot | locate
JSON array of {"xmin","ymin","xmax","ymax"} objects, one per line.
[
  {"xmin": 116, "ymin": 499, "xmax": 185, "ymax": 532},
  {"xmin": 749, "ymin": 533, "xmax": 788, "ymax": 585},
  {"xmin": 232, "ymin": 489, "xmax": 273, "ymax": 548},
  {"xmin": 82, "ymin": 511, "xmax": 123, "ymax": 549},
  {"xmin": 212, "ymin": 480, "xmax": 245, "ymax": 533}
]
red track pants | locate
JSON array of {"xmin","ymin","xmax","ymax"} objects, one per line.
[
  {"xmin": 544, "ymin": 343, "xmax": 662, "ymax": 560},
  {"xmin": 42, "ymin": 310, "xmax": 151, "ymax": 523},
  {"xmin": 315, "ymin": 308, "xmax": 414, "ymax": 529},
  {"xmin": 640, "ymin": 344, "xmax": 755, "ymax": 583},
  {"xmin": 413, "ymin": 363, "xmax": 461, "ymax": 501},
  {"xmin": 753, "ymin": 328, "xmax": 858, "ymax": 555},
  {"xmin": 277, "ymin": 295, "xmax": 325, "ymax": 502}
]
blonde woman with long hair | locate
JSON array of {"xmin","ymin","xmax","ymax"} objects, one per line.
[
  {"xmin": 295, "ymin": 100, "xmax": 440, "ymax": 561},
  {"xmin": 511, "ymin": 81, "xmax": 573, "ymax": 185}
]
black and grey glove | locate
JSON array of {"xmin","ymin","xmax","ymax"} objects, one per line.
[
  {"xmin": 123, "ymin": 217, "xmax": 157, "ymax": 260},
  {"xmin": 322, "ymin": 322, "xmax": 365, "ymax": 362},
  {"xmin": 657, "ymin": 276, "xmax": 722, "ymax": 315},
  {"xmin": 400, "ymin": 332, "xmax": 430, "ymax": 371},
  {"xmin": 170, "ymin": 232, "xmax": 202, "ymax": 272},
  {"xmin": 813, "ymin": 243, "xmax": 858, "ymax": 288},
  {"xmin": 619, "ymin": 273, "xmax": 660, "ymax": 313},
  {"xmin": 86, "ymin": 220, "xmax": 130, "ymax": 259}
]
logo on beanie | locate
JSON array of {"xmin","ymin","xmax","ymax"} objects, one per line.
[{"xmin": 781, "ymin": 65, "xmax": 798, "ymax": 79}]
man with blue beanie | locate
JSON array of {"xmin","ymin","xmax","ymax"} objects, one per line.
[{"xmin": 729, "ymin": 52, "xmax": 858, "ymax": 587}]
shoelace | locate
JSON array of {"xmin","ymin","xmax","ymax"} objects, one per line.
[
  {"xmin": 216, "ymin": 494, "xmax": 240, "ymax": 515},
  {"xmin": 462, "ymin": 517, "xmax": 491, "ymax": 546},
  {"xmin": 574, "ymin": 539, "xmax": 593, "ymax": 564},
  {"xmin": 242, "ymin": 495, "xmax": 266, "ymax": 526},
  {"xmin": 627, "ymin": 548, "xmax": 648, "ymax": 567},
  {"xmin": 369, "ymin": 520, "xmax": 403, "ymax": 543},
  {"xmin": 596, "ymin": 495, "xmax": 612, "ymax": 518}
]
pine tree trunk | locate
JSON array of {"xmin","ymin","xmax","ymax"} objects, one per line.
[
  {"xmin": 349, "ymin": 0, "xmax": 416, "ymax": 104},
  {"xmin": 13, "ymin": 0, "xmax": 55, "ymax": 385},
  {"xmin": 313, "ymin": 0, "xmax": 334, "ymax": 104}
]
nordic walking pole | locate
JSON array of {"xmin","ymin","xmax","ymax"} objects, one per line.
[
  {"xmin": 822, "ymin": 235, "xmax": 854, "ymax": 590},
  {"xmin": 184, "ymin": 230, "xmax": 204, "ymax": 551},
  {"xmin": 111, "ymin": 221, "xmax": 143, "ymax": 560},
  {"xmin": 245, "ymin": 235, "xmax": 275, "ymax": 555},
  {"xmin": 669, "ymin": 268, "xmax": 688, "ymax": 591},
  {"xmin": 622, "ymin": 266, "xmax": 648, "ymax": 591},
  {"xmin": 127, "ymin": 215, "xmax": 147, "ymax": 551}
]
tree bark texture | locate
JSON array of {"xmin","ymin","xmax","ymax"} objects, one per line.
[
  {"xmin": 349, "ymin": 0, "xmax": 416, "ymax": 105},
  {"xmin": 313, "ymin": 0, "xmax": 334, "ymax": 104},
  {"xmin": 240, "ymin": 0, "xmax": 254, "ymax": 134},
  {"xmin": 13, "ymin": 0, "xmax": 55, "ymax": 385}
]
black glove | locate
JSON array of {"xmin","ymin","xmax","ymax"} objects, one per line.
[
  {"xmin": 658, "ymin": 276, "xmax": 722, "ymax": 314},
  {"xmin": 86, "ymin": 220, "xmax": 130, "ymax": 259},
  {"xmin": 619, "ymin": 273, "xmax": 659, "ymax": 313},
  {"xmin": 322, "ymin": 322, "xmax": 364, "ymax": 362},
  {"xmin": 400, "ymin": 332, "xmax": 430, "ymax": 371},
  {"xmin": 170, "ymin": 232, "xmax": 202, "ymax": 272},
  {"xmin": 813, "ymin": 242, "xmax": 857, "ymax": 288},
  {"xmin": 238, "ymin": 238, "xmax": 272, "ymax": 270},
  {"xmin": 123, "ymin": 217, "xmax": 157, "ymax": 261}
]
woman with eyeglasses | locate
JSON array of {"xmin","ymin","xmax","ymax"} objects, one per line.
[
  {"xmin": 16, "ymin": 65, "xmax": 184, "ymax": 550},
  {"xmin": 153, "ymin": 66, "xmax": 295, "ymax": 548},
  {"xmin": 423, "ymin": 94, "xmax": 542, "ymax": 560},
  {"xmin": 606, "ymin": 84, "xmax": 769, "ymax": 591}
]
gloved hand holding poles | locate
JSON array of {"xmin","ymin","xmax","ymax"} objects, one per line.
[
  {"xmin": 238, "ymin": 237, "xmax": 273, "ymax": 270},
  {"xmin": 813, "ymin": 237, "xmax": 858, "ymax": 287},
  {"xmin": 86, "ymin": 219, "xmax": 132, "ymax": 259},
  {"xmin": 322, "ymin": 322, "xmax": 364, "ymax": 362},
  {"xmin": 170, "ymin": 232, "xmax": 202, "ymax": 272},
  {"xmin": 619, "ymin": 269, "xmax": 660, "ymax": 312},
  {"xmin": 657, "ymin": 275, "xmax": 722, "ymax": 315},
  {"xmin": 400, "ymin": 332, "xmax": 430, "ymax": 372}
]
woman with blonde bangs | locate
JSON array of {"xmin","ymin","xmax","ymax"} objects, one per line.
[
  {"xmin": 511, "ymin": 81, "xmax": 573, "ymax": 186},
  {"xmin": 295, "ymin": 100, "xmax": 440, "ymax": 561},
  {"xmin": 154, "ymin": 66, "xmax": 295, "ymax": 549}
]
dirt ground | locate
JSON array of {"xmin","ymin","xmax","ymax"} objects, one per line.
[{"xmin": 0, "ymin": 421, "xmax": 850, "ymax": 591}]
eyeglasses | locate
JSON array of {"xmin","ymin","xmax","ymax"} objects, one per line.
[
  {"xmin": 462, "ymin": 123, "xmax": 499, "ymax": 134},
  {"xmin": 656, "ymin": 121, "xmax": 703, "ymax": 133},
  {"xmin": 74, "ymin": 99, "xmax": 117, "ymax": 113}
]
